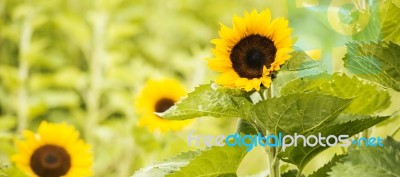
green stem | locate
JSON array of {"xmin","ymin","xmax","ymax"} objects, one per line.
[
  {"xmin": 17, "ymin": 17, "xmax": 32, "ymax": 133},
  {"xmin": 262, "ymin": 88, "xmax": 280, "ymax": 177},
  {"xmin": 267, "ymin": 133, "xmax": 280, "ymax": 177},
  {"xmin": 296, "ymin": 169, "xmax": 303, "ymax": 177},
  {"xmin": 85, "ymin": 11, "xmax": 107, "ymax": 141}
]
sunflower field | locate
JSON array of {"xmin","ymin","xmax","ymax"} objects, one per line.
[{"xmin": 1, "ymin": 0, "xmax": 400, "ymax": 177}]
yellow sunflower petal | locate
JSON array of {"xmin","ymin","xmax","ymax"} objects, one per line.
[
  {"xmin": 216, "ymin": 70, "xmax": 239, "ymax": 87},
  {"xmin": 251, "ymin": 78, "xmax": 262, "ymax": 91},
  {"xmin": 208, "ymin": 9, "xmax": 293, "ymax": 92},
  {"xmin": 261, "ymin": 76, "xmax": 272, "ymax": 88},
  {"xmin": 12, "ymin": 121, "xmax": 93, "ymax": 177},
  {"xmin": 135, "ymin": 79, "xmax": 192, "ymax": 132}
]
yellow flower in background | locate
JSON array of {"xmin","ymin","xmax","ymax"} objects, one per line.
[
  {"xmin": 12, "ymin": 121, "xmax": 93, "ymax": 177},
  {"xmin": 208, "ymin": 9, "xmax": 293, "ymax": 91},
  {"xmin": 135, "ymin": 79, "xmax": 192, "ymax": 132}
]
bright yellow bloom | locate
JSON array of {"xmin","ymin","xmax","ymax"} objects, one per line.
[
  {"xmin": 12, "ymin": 121, "xmax": 93, "ymax": 177},
  {"xmin": 135, "ymin": 79, "xmax": 191, "ymax": 132},
  {"xmin": 208, "ymin": 9, "xmax": 293, "ymax": 91}
]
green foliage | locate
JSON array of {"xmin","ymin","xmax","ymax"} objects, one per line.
[
  {"xmin": 281, "ymin": 73, "xmax": 391, "ymax": 114},
  {"xmin": 329, "ymin": 137, "xmax": 400, "ymax": 177},
  {"xmin": 251, "ymin": 92, "xmax": 352, "ymax": 135},
  {"xmin": 0, "ymin": 164, "xmax": 7, "ymax": 177},
  {"xmin": 0, "ymin": 1, "xmax": 270, "ymax": 176},
  {"xmin": 161, "ymin": 84, "xmax": 253, "ymax": 120},
  {"xmin": 0, "ymin": 115, "xmax": 16, "ymax": 131},
  {"xmin": 132, "ymin": 145, "xmax": 247, "ymax": 177},
  {"xmin": 272, "ymin": 48, "xmax": 326, "ymax": 95},
  {"xmin": 343, "ymin": 41, "xmax": 400, "ymax": 91},
  {"xmin": 167, "ymin": 145, "xmax": 247, "ymax": 177},
  {"xmin": 281, "ymin": 170, "xmax": 303, "ymax": 177},
  {"xmin": 280, "ymin": 114, "xmax": 389, "ymax": 170},
  {"xmin": 236, "ymin": 119, "xmax": 258, "ymax": 135},
  {"xmin": 280, "ymin": 47, "xmax": 324, "ymax": 73},
  {"xmin": 2, "ymin": 0, "xmax": 400, "ymax": 176},
  {"xmin": 380, "ymin": 0, "xmax": 400, "ymax": 44},
  {"xmin": 385, "ymin": 136, "xmax": 400, "ymax": 149},
  {"xmin": 308, "ymin": 154, "xmax": 345, "ymax": 177},
  {"xmin": 250, "ymin": 91, "xmax": 390, "ymax": 169},
  {"xmin": 0, "ymin": 162, "xmax": 27, "ymax": 177},
  {"xmin": 132, "ymin": 151, "xmax": 201, "ymax": 177}
]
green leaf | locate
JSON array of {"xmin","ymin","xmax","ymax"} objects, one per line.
[
  {"xmin": 132, "ymin": 145, "xmax": 247, "ymax": 177},
  {"xmin": 281, "ymin": 73, "xmax": 391, "ymax": 114},
  {"xmin": 251, "ymin": 92, "xmax": 352, "ymax": 135},
  {"xmin": 251, "ymin": 92, "xmax": 390, "ymax": 169},
  {"xmin": 281, "ymin": 170, "xmax": 303, "ymax": 177},
  {"xmin": 280, "ymin": 114, "xmax": 390, "ymax": 170},
  {"xmin": 343, "ymin": 41, "xmax": 400, "ymax": 91},
  {"xmin": 384, "ymin": 136, "xmax": 400, "ymax": 149},
  {"xmin": 308, "ymin": 154, "xmax": 346, "ymax": 177},
  {"xmin": 161, "ymin": 84, "xmax": 253, "ymax": 120},
  {"xmin": 166, "ymin": 145, "xmax": 247, "ymax": 177},
  {"xmin": 273, "ymin": 47, "xmax": 326, "ymax": 96},
  {"xmin": 132, "ymin": 150, "xmax": 201, "ymax": 177},
  {"xmin": 329, "ymin": 137, "xmax": 400, "ymax": 177},
  {"xmin": 380, "ymin": 0, "xmax": 400, "ymax": 44},
  {"xmin": 236, "ymin": 119, "xmax": 258, "ymax": 135},
  {"xmin": 280, "ymin": 47, "xmax": 324, "ymax": 74}
]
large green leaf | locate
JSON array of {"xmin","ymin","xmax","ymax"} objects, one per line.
[
  {"xmin": 251, "ymin": 91, "xmax": 390, "ymax": 169},
  {"xmin": 251, "ymin": 92, "xmax": 352, "ymax": 135},
  {"xmin": 279, "ymin": 114, "xmax": 390, "ymax": 170},
  {"xmin": 161, "ymin": 84, "xmax": 253, "ymax": 120},
  {"xmin": 380, "ymin": 0, "xmax": 400, "ymax": 44},
  {"xmin": 132, "ymin": 145, "xmax": 247, "ymax": 177},
  {"xmin": 281, "ymin": 73, "xmax": 391, "ymax": 114},
  {"xmin": 343, "ymin": 41, "xmax": 400, "ymax": 91},
  {"xmin": 329, "ymin": 137, "xmax": 400, "ymax": 177},
  {"xmin": 166, "ymin": 145, "xmax": 247, "ymax": 177},
  {"xmin": 132, "ymin": 150, "xmax": 201, "ymax": 177},
  {"xmin": 308, "ymin": 154, "xmax": 346, "ymax": 177},
  {"xmin": 272, "ymin": 47, "xmax": 326, "ymax": 96}
]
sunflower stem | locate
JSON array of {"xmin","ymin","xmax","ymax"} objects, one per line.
[
  {"xmin": 267, "ymin": 138, "xmax": 280, "ymax": 177},
  {"xmin": 85, "ymin": 11, "xmax": 107, "ymax": 141},
  {"xmin": 295, "ymin": 169, "xmax": 303, "ymax": 177},
  {"xmin": 262, "ymin": 87, "xmax": 281, "ymax": 177},
  {"xmin": 17, "ymin": 16, "xmax": 32, "ymax": 133}
]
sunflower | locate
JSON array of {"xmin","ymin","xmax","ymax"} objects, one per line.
[
  {"xmin": 208, "ymin": 9, "xmax": 293, "ymax": 91},
  {"xmin": 135, "ymin": 79, "xmax": 191, "ymax": 132},
  {"xmin": 12, "ymin": 121, "xmax": 93, "ymax": 177}
]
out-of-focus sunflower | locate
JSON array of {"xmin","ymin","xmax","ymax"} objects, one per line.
[
  {"xmin": 12, "ymin": 121, "xmax": 93, "ymax": 177},
  {"xmin": 208, "ymin": 9, "xmax": 293, "ymax": 91},
  {"xmin": 135, "ymin": 79, "xmax": 191, "ymax": 132}
]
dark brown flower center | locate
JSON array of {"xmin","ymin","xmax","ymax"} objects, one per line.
[
  {"xmin": 230, "ymin": 34, "xmax": 277, "ymax": 79},
  {"xmin": 30, "ymin": 145, "xmax": 71, "ymax": 177},
  {"xmin": 155, "ymin": 98, "xmax": 175, "ymax": 113}
]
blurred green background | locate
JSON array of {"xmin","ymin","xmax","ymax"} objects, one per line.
[{"xmin": 1, "ymin": 0, "xmax": 399, "ymax": 176}]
